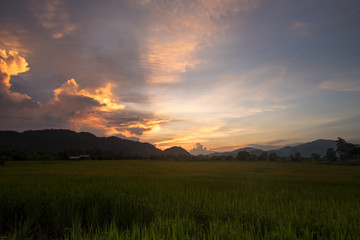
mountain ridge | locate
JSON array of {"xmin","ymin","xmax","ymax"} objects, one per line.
[
  {"xmin": 163, "ymin": 146, "xmax": 192, "ymax": 157},
  {"xmin": 0, "ymin": 129, "xmax": 349, "ymax": 159},
  {"xmin": 208, "ymin": 139, "xmax": 338, "ymax": 158},
  {"xmin": 0, "ymin": 129, "xmax": 189, "ymax": 159}
]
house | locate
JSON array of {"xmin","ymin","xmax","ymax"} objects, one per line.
[
  {"xmin": 69, "ymin": 155, "xmax": 90, "ymax": 160},
  {"xmin": 340, "ymin": 154, "xmax": 360, "ymax": 162}
]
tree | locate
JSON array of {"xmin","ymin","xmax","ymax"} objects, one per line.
[
  {"xmin": 294, "ymin": 152, "xmax": 302, "ymax": 161},
  {"xmin": 325, "ymin": 148, "xmax": 337, "ymax": 162},
  {"xmin": 311, "ymin": 153, "xmax": 321, "ymax": 162},
  {"xmin": 268, "ymin": 152, "xmax": 278, "ymax": 161},
  {"xmin": 237, "ymin": 151, "xmax": 250, "ymax": 161},
  {"xmin": 258, "ymin": 152, "xmax": 268, "ymax": 161},
  {"xmin": 336, "ymin": 137, "xmax": 360, "ymax": 160},
  {"xmin": 249, "ymin": 154, "xmax": 258, "ymax": 161}
]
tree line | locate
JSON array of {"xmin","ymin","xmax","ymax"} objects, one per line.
[
  {"xmin": 185, "ymin": 137, "xmax": 359, "ymax": 162},
  {"xmin": 0, "ymin": 137, "xmax": 359, "ymax": 162}
]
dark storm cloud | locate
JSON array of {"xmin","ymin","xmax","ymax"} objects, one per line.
[{"xmin": 44, "ymin": 95, "xmax": 102, "ymax": 119}]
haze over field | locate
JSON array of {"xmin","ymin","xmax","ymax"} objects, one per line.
[{"xmin": 0, "ymin": 0, "xmax": 359, "ymax": 152}]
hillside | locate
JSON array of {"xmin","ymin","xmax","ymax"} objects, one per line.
[
  {"xmin": 269, "ymin": 139, "xmax": 337, "ymax": 157},
  {"xmin": 208, "ymin": 139, "xmax": 337, "ymax": 158},
  {"xmin": 163, "ymin": 146, "xmax": 192, "ymax": 157},
  {"xmin": 0, "ymin": 130, "xmax": 341, "ymax": 160},
  {"xmin": 0, "ymin": 129, "xmax": 163, "ymax": 159},
  {"xmin": 208, "ymin": 147, "xmax": 265, "ymax": 157}
]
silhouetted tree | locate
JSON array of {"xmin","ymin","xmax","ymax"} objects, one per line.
[
  {"xmin": 268, "ymin": 152, "xmax": 278, "ymax": 161},
  {"xmin": 336, "ymin": 137, "xmax": 360, "ymax": 160},
  {"xmin": 56, "ymin": 150, "xmax": 69, "ymax": 160},
  {"xmin": 12, "ymin": 150, "xmax": 28, "ymax": 161},
  {"xmin": 258, "ymin": 152, "xmax": 268, "ymax": 161},
  {"xmin": 325, "ymin": 148, "xmax": 337, "ymax": 162},
  {"xmin": 294, "ymin": 152, "xmax": 302, "ymax": 161},
  {"xmin": 237, "ymin": 151, "xmax": 250, "ymax": 161},
  {"xmin": 311, "ymin": 153, "xmax": 321, "ymax": 162},
  {"xmin": 249, "ymin": 154, "xmax": 258, "ymax": 161}
]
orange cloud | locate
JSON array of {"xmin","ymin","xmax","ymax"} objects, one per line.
[
  {"xmin": 0, "ymin": 48, "xmax": 168, "ymax": 139},
  {"xmin": 190, "ymin": 143, "xmax": 214, "ymax": 155},
  {"xmin": 142, "ymin": 0, "xmax": 258, "ymax": 84},
  {"xmin": 0, "ymin": 49, "xmax": 29, "ymax": 87},
  {"xmin": 149, "ymin": 123, "xmax": 223, "ymax": 150},
  {"xmin": 111, "ymin": 117, "xmax": 170, "ymax": 140},
  {"xmin": 49, "ymin": 78, "xmax": 170, "ymax": 138},
  {"xmin": 53, "ymin": 79, "xmax": 125, "ymax": 111},
  {"xmin": 50, "ymin": 78, "xmax": 169, "ymax": 137},
  {"xmin": 0, "ymin": 49, "xmax": 33, "ymax": 103}
]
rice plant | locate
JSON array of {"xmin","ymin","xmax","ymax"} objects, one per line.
[{"xmin": 0, "ymin": 161, "xmax": 359, "ymax": 239}]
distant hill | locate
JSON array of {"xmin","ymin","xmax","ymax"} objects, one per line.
[
  {"xmin": 208, "ymin": 139, "xmax": 337, "ymax": 158},
  {"xmin": 163, "ymin": 146, "xmax": 192, "ymax": 157},
  {"xmin": 0, "ymin": 130, "xmax": 341, "ymax": 160},
  {"xmin": 269, "ymin": 139, "xmax": 337, "ymax": 157},
  {"xmin": 208, "ymin": 147, "xmax": 264, "ymax": 157},
  {"xmin": 0, "ymin": 129, "xmax": 163, "ymax": 159}
]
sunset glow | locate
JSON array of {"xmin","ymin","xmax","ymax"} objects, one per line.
[{"xmin": 0, "ymin": 0, "xmax": 359, "ymax": 152}]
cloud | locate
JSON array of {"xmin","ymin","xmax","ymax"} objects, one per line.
[
  {"xmin": 290, "ymin": 21, "xmax": 310, "ymax": 38},
  {"xmin": 2, "ymin": 0, "xmax": 359, "ymax": 151},
  {"xmin": 53, "ymin": 79, "xmax": 125, "ymax": 111},
  {"xmin": 0, "ymin": 49, "xmax": 168, "ymax": 139},
  {"xmin": 0, "ymin": 49, "xmax": 35, "ymax": 107},
  {"xmin": 0, "ymin": 0, "xmax": 262, "ymax": 148},
  {"xmin": 319, "ymin": 80, "xmax": 360, "ymax": 91},
  {"xmin": 115, "ymin": 133, "xmax": 140, "ymax": 142},
  {"xmin": 1, "ymin": 0, "xmax": 150, "ymax": 105},
  {"xmin": 291, "ymin": 21, "xmax": 306, "ymax": 29},
  {"xmin": 247, "ymin": 144, "xmax": 279, "ymax": 151},
  {"xmin": 190, "ymin": 143, "xmax": 214, "ymax": 155},
  {"xmin": 31, "ymin": 0, "xmax": 79, "ymax": 39},
  {"xmin": 114, "ymin": 116, "xmax": 169, "ymax": 137},
  {"xmin": 0, "ymin": 29, "xmax": 25, "ymax": 52},
  {"xmin": 0, "ymin": 49, "xmax": 29, "ymax": 86},
  {"xmin": 264, "ymin": 139, "xmax": 288, "ymax": 145},
  {"xmin": 45, "ymin": 79, "xmax": 169, "ymax": 137},
  {"xmin": 0, "ymin": 49, "xmax": 40, "ymax": 129},
  {"xmin": 142, "ymin": 0, "xmax": 258, "ymax": 84}
]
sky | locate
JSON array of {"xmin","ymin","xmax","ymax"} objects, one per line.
[{"xmin": 0, "ymin": 0, "xmax": 360, "ymax": 154}]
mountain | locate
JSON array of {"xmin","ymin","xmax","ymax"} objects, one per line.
[
  {"xmin": 163, "ymin": 146, "xmax": 192, "ymax": 157},
  {"xmin": 208, "ymin": 139, "xmax": 337, "ymax": 158},
  {"xmin": 0, "ymin": 130, "xmax": 340, "ymax": 160},
  {"xmin": 0, "ymin": 129, "xmax": 162, "ymax": 158},
  {"xmin": 269, "ymin": 139, "xmax": 337, "ymax": 157},
  {"xmin": 208, "ymin": 147, "xmax": 264, "ymax": 157}
]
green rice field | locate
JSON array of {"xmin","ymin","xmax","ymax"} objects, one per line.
[{"xmin": 0, "ymin": 160, "xmax": 359, "ymax": 239}]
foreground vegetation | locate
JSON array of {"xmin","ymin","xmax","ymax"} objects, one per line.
[{"xmin": 0, "ymin": 160, "xmax": 359, "ymax": 239}]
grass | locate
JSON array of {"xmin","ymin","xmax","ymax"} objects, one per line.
[{"xmin": 0, "ymin": 160, "xmax": 360, "ymax": 239}]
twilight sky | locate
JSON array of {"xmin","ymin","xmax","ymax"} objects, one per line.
[{"xmin": 1, "ymin": 0, "xmax": 359, "ymax": 153}]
